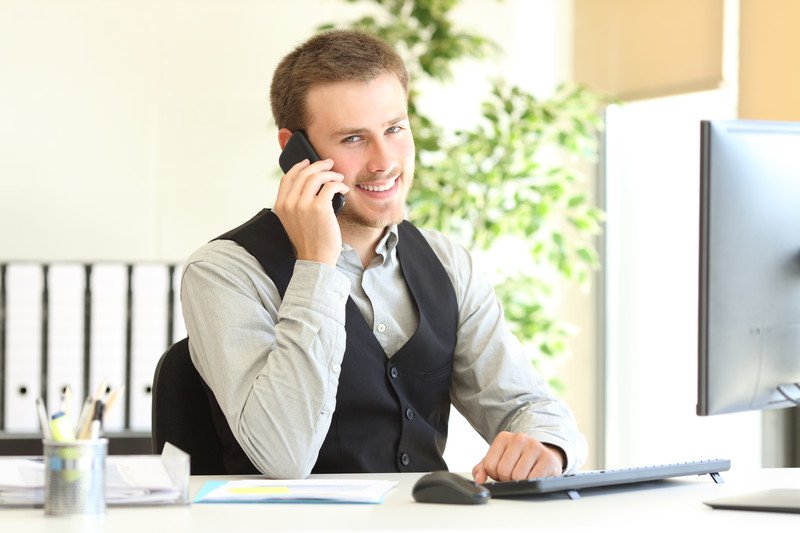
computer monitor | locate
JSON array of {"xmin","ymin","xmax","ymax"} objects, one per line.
[{"xmin": 697, "ymin": 119, "xmax": 800, "ymax": 417}]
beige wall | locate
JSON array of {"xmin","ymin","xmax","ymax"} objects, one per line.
[
  {"xmin": 739, "ymin": 0, "xmax": 800, "ymax": 120},
  {"xmin": 573, "ymin": 0, "xmax": 800, "ymax": 120},
  {"xmin": 573, "ymin": 0, "xmax": 724, "ymax": 100}
]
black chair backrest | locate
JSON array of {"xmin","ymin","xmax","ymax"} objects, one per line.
[{"xmin": 151, "ymin": 337, "xmax": 226, "ymax": 474}]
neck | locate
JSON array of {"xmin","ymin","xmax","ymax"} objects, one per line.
[{"xmin": 340, "ymin": 222, "xmax": 387, "ymax": 268}]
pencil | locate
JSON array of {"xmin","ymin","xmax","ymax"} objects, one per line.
[
  {"xmin": 103, "ymin": 386, "xmax": 123, "ymax": 423},
  {"xmin": 75, "ymin": 395, "xmax": 93, "ymax": 438},
  {"xmin": 35, "ymin": 397, "xmax": 52, "ymax": 440}
]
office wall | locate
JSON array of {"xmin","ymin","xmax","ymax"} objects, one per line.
[
  {"xmin": 602, "ymin": 90, "xmax": 766, "ymax": 469},
  {"xmin": 573, "ymin": 0, "xmax": 724, "ymax": 100},
  {"xmin": 0, "ymin": 0, "xmax": 581, "ymax": 263},
  {"xmin": 0, "ymin": 0, "xmax": 328, "ymax": 262},
  {"xmin": 0, "ymin": 1, "xmax": 598, "ymax": 469},
  {"xmin": 739, "ymin": 0, "xmax": 800, "ymax": 120}
]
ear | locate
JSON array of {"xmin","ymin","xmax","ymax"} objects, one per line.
[{"xmin": 278, "ymin": 128, "xmax": 294, "ymax": 150}]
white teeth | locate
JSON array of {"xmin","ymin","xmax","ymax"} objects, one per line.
[{"xmin": 358, "ymin": 177, "xmax": 397, "ymax": 192}]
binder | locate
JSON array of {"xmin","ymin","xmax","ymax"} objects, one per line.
[
  {"xmin": 129, "ymin": 264, "xmax": 169, "ymax": 430},
  {"xmin": 171, "ymin": 264, "xmax": 187, "ymax": 344},
  {"xmin": 89, "ymin": 264, "xmax": 129, "ymax": 432},
  {"xmin": 46, "ymin": 264, "xmax": 86, "ymax": 422},
  {"xmin": 4, "ymin": 264, "xmax": 43, "ymax": 432}
]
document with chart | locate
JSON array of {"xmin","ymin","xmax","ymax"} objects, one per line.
[{"xmin": 194, "ymin": 479, "xmax": 397, "ymax": 504}]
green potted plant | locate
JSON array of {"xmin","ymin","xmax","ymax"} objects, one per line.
[{"xmin": 321, "ymin": 0, "xmax": 604, "ymax": 385}]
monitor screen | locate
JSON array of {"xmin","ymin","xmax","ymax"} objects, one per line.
[{"xmin": 697, "ymin": 119, "xmax": 800, "ymax": 416}]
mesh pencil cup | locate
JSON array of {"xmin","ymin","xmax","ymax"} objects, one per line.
[{"xmin": 43, "ymin": 438, "xmax": 107, "ymax": 517}]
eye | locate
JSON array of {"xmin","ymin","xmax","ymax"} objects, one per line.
[
  {"xmin": 342, "ymin": 135, "xmax": 362, "ymax": 144},
  {"xmin": 386, "ymin": 125, "xmax": 404, "ymax": 134}
]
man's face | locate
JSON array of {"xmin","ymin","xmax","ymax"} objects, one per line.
[{"xmin": 304, "ymin": 74, "xmax": 415, "ymax": 230}]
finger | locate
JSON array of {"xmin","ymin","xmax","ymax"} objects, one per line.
[
  {"xmin": 480, "ymin": 432, "xmax": 511, "ymax": 481},
  {"xmin": 472, "ymin": 462, "xmax": 488, "ymax": 484},
  {"xmin": 274, "ymin": 159, "xmax": 311, "ymax": 209},
  {"xmin": 316, "ymin": 181, "xmax": 350, "ymax": 206},
  {"xmin": 300, "ymin": 169, "xmax": 345, "ymax": 203},
  {"xmin": 509, "ymin": 445, "xmax": 538, "ymax": 481},
  {"xmin": 494, "ymin": 438, "xmax": 524, "ymax": 481},
  {"xmin": 287, "ymin": 163, "xmax": 342, "ymax": 209},
  {"xmin": 527, "ymin": 447, "xmax": 562, "ymax": 479},
  {"xmin": 280, "ymin": 159, "xmax": 336, "ymax": 205}
]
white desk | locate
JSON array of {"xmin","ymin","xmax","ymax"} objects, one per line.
[{"xmin": 2, "ymin": 468, "xmax": 798, "ymax": 531}]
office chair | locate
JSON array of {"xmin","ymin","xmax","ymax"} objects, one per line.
[{"xmin": 151, "ymin": 337, "xmax": 226, "ymax": 474}]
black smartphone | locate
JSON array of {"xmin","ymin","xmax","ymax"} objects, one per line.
[{"xmin": 279, "ymin": 130, "xmax": 345, "ymax": 215}]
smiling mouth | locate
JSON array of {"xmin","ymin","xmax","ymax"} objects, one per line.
[{"xmin": 357, "ymin": 176, "xmax": 399, "ymax": 192}]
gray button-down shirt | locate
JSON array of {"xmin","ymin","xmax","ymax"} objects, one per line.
[{"xmin": 181, "ymin": 224, "xmax": 587, "ymax": 478}]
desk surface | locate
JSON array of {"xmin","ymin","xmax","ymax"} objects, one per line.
[{"xmin": 2, "ymin": 468, "xmax": 798, "ymax": 531}]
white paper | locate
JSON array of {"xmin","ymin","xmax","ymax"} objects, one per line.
[
  {"xmin": 196, "ymin": 479, "xmax": 397, "ymax": 504},
  {"xmin": 0, "ymin": 447, "xmax": 189, "ymax": 507}
]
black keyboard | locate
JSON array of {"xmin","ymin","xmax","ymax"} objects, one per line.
[{"xmin": 484, "ymin": 459, "xmax": 731, "ymax": 500}]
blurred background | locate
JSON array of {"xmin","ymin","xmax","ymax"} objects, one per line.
[{"xmin": 1, "ymin": 0, "xmax": 798, "ymax": 472}]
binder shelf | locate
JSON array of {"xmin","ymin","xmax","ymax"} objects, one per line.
[{"xmin": 0, "ymin": 262, "xmax": 186, "ymax": 456}]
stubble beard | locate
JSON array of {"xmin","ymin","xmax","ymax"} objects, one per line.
[{"xmin": 338, "ymin": 162, "xmax": 414, "ymax": 230}]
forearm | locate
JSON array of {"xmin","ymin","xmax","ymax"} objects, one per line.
[
  {"xmin": 182, "ymin": 249, "xmax": 349, "ymax": 478},
  {"xmin": 443, "ymin": 241, "xmax": 587, "ymax": 474},
  {"xmin": 453, "ymin": 348, "xmax": 587, "ymax": 475},
  {"xmin": 237, "ymin": 270, "xmax": 347, "ymax": 478}
]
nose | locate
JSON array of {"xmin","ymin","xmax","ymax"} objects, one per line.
[{"xmin": 367, "ymin": 137, "xmax": 396, "ymax": 175}]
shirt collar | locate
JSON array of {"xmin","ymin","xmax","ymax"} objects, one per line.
[
  {"xmin": 339, "ymin": 224, "xmax": 400, "ymax": 269},
  {"xmin": 375, "ymin": 224, "xmax": 400, "ymax": 256}
]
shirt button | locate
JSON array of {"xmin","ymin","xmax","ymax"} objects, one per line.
[
  {"xmin": 405, "ymin": 408, "xmax": 414, "ymax": 420},
  {"xmin": 400, "ymin": 453, "xmax": 410, "ymax": 466},
  {"xmin": 332, "ymin": 363, "xmax": 341, "ymax": 374},
  {"xmin": 376, "ymin": 323, "xmax": 387, "ymax": 333},
  {"xmin": 390, "ymin": 367, "xmax": 399, "ymax": 379}
]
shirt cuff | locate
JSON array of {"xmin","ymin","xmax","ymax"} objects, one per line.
[{"xmin": 282, "ymin": 260, "xmax": 350, "ymax": 324}]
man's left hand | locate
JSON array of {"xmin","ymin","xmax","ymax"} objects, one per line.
[{"xmin": 472, "ymin": 431, "xmax": 564, "ymax": 484}]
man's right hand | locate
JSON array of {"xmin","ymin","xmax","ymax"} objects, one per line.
[{"xmin": 273, "ymin": 158, "xmax": 349, "ymax": 266}]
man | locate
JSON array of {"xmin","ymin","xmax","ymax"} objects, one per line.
[{"xmin": 181, "ymin": 29, "xmax": 587, "ymax": 482}]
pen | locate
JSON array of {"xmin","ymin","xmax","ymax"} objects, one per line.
[
  {"xmin": 35, "ymin": 397, "xmax": 53, "ymax": 440},
  {"xmin": 61, "ymin": 385, "xmax": 73, "ymax": 422},
  {"xmin": 76, "ymin": 379, "xmax": 108, "ymax": 440},
  {"xmin": 89, "ymin": 401, "xmax": 105, "ymax": 441}
]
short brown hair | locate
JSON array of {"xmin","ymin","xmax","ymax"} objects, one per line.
[{"xmin": 270, "ymin": 29, "xmax": 409, "ymax": 131}]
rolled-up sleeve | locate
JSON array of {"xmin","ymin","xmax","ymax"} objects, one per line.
[
  {"xmin": 421, "ymin": 230, "xmax": 588, "ymax": 474},
  {"xmin": 181, "ymin": 240, "xmax": 350, "ymax": 478}
]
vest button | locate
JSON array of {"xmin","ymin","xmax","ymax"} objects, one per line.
[
  {"xmin": 400, "ymin": 453, "xmax": 410, "ymax": 466},
  {"xmin": 405, "ymin": 408, "xmax": 414, "ymax": 420},
  {"xmin": 390, "ymin": 367, "xmax": 399, "ymax": 379}
]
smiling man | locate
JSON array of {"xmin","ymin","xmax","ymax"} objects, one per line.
[{"xmin": 181, "ymin": 29, "xmax": 587, "ymax": 482}]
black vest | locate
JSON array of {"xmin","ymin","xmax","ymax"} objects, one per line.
[{"xmin": 206, "ymin": 209, "xmax": 459, "ymax": 474}]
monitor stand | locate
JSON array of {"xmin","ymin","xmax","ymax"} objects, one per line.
[{"xmin": 705, "ymin": 489, "xmax": 800, "ymax": 514}]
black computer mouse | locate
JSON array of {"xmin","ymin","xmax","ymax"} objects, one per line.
[{"xmin": 412, "ymin": 471, "xmax": 491, "ymax": 505}]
